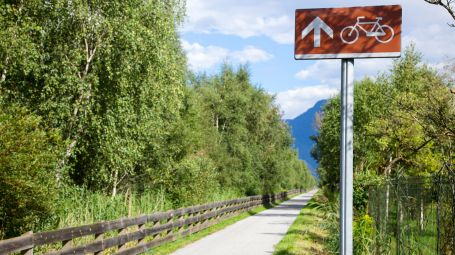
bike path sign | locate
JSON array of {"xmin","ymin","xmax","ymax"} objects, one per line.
[{"xmin": 295, "ymin": 5, "xmax": 401, "ymax": 60}]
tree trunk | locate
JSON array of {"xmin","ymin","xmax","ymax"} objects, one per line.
[
  {"xmin": 112, "ymin": 169, "xmax": 118, "ymax": 197},
  {"xmin": 385, "ymin": 182, "xmax": 390, "ymax": 232},
  {"xmin": 54, "ymin": 30, "xmax": 99, "ymax": 183},
  {"xmin": 397, "ymin": 185, "xmax": 403, "ymax": 254},
  {"xmin": 128, "ymin": 188, "xmax": 133, "ymax": 217},
  {"xmin": 55, "ymin": 139, "xmax": 78, "ymax": 182},
  {"xmin": 419, "ymin": 190, "xmax": 424, "ymax": 231},
  {"xmin": 384, "ymin": 155, "xmax": 393, "ymax": 235}
]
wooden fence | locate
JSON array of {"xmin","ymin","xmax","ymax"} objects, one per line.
[{"xmin": 0, "ymin": 189, "xmax": 304, "ymax": 255}]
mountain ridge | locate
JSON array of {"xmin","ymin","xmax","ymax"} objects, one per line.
[{"xmin": 286, "ymin": 99, "xmax": 326, "ymax": 177}]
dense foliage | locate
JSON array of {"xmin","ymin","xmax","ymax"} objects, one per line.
[
  {"xmin": 0, "ymin": 106, "xmax": 63, "ymax": 237},
  {"xmin": 313, "ymin": 47, "xmax": 454, "ymax": 191},
  {"xmin": 189, "ymin": 66, "xmax": 315, "ymax": 196},
  {"xmin": 312, "ymin": 47, "xmax": 455, "ymax": 254},
  {"xmin": 0, "ymin": 0, "xmax": 187, "ymax": 195},
  {"xmin": 0, "ymin": 1, "xmax": 314, "ymax": 238}
]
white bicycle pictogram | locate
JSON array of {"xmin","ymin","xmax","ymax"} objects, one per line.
[{"xmin": 340, "ymin": 16, "xmax": 394, "ymax": 44}]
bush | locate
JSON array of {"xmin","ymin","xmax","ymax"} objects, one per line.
[
  {"xmin": 0, "ymin": 106, "xmax": 63, "ymax": 238},
  {"xmin": 320, "ymin": 188, "xmax": 375, "ymax": 255},
  {"xmin": 353, "ymin": 214, "xmax": 375, "ymax": 255},
  {"xmin": 169, "ymin": 155, "xmax": 219, "ymax": 206},
  {"xmin": 353, "ymin": 171, "xmax": 382, "ymax": 215}
]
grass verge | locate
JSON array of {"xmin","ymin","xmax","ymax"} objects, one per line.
[
  {"xmin": 147, "ymin": 197, "xmax": 295, "ymax": 255},
  {"xmin": 273, "ymin": 191, "xmax": 328, "ymax": 255}
]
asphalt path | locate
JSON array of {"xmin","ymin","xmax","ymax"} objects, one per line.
[{"xmin": 170, "ymin": 189, "xmax": 318, "ymax": 255}]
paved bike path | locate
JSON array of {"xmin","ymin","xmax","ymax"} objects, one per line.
[{"xmin": 171, "ymin": 189, "xmax": 318, "ymax": 255}]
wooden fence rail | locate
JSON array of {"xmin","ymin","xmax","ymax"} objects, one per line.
[{"xmin": 0, "ymin": 189, "xmax": 304, "ymax": 255}]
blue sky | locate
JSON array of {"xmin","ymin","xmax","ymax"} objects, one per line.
[{"xmin": 179, "ymin": 0, "xmax": 455, "ymax": 119}]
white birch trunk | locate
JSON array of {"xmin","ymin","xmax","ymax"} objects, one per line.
[
  {"xmin": 419, "ymin": 194, "xmax": 424, "ymax": 231},
  {"xmin": 112, "ymin": 168, "xmax": 118, "ymax": 197}
]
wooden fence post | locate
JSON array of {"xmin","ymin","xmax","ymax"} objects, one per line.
[
  {"xmin": 117, "ymin": 221, "xmax": 128, "ymax": 251},
  {"xmin": 178, "ymin": 214, "xmax": 185, "ymax": 234},
  {"xmin": 152, "ymin": 220, "xmax": 161, "ymax": 240},
  {"xmin": 61, "ymin": 239, "xmax": 72, "ymax": 250},
  {"xmin": 137, "ymin": 224, "xmax": 146, "ymax": 244},
  {"xmin": 94, "ymin": 233, "xmax": 104, "ymax": 255},
  {"xmin": 20, "ymin": 231, "xmax": 33, "ymax": 255}
]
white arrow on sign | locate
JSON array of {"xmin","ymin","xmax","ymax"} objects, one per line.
[{"xmin": 301, "ymin": 17, "xmax": 334, "ymax": 48}]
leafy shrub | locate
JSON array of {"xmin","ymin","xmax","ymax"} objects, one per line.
[
  {"xmin": 353, "ymin": 214, "xmax": 375, "ymax": 255},
  {"xmin": 319, "ymin": 189, "xmax": 375, "ymax": 255},
  {"xmin": 353, "ymin": 171, "xmax": 382, "ymax": 215},
  {"xmin": 0, "ymin": 106, "xmax": 63, "ymax": 238},
  {"xmin": 169, "ymin": 155, "xmax": 219, "ymax": 206}
]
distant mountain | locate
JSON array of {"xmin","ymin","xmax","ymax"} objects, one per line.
[{"xmin": 286, "ymin": 100, "xmax": 326, "ymax": 178}]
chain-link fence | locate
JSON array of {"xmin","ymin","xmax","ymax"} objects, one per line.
[{"xmin": 368, "ymin": 164, "xmax": 455, "ymax": 255}]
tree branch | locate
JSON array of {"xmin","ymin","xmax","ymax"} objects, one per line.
[
  {"xmin": 83, "ymin": 38, "xmax": 97, "ymax": 77},
  {"xmin": 424, "ymin": 0, "xmax": 455, "ymax": 26},
  {"xmin": 55, "ymin": 136, "xmax": 79, "ymax": 182}
]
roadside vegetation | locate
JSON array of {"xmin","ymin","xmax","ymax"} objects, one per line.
[
  {"xmin": 0, "ymin": 1, "xmax": 315, "ymax": 239},
  {"xmin": 273, "ymin": 191, "xmax": 329, "ymax": 255},
  {"xmin": 312, "ymin": 47, "xmax": 455, "ymax": 254}
]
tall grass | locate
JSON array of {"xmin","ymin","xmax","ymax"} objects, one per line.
[
  {"xmin": 315, "ymin": 191, "xmax": 340, "ymax": 254},
  {"xmin": 36, "ymin": 185, "xmax": 243, "ymax": 232},
  {"xmin": 315, "ymin": 188, "xmax": 375, "ymax": 255},
  {"xmin": 52, "ymin": 186, "xmax": 172, "ymax": 229}
]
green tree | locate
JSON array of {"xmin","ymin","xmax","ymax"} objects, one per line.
[
  {"xmin": 313, "ymin": 46, "xmax": 452, "ymax": 191},
  {"xmin": 193, "ymin": 65, "xmax": 314, "ymax": 195},
  {"xmin": 0, "ymin": 1, "xmax": 315, "ymax": 237},
  {"xmin": 0, "ymin": 0, "xmax": 187, "ymax": 194}
]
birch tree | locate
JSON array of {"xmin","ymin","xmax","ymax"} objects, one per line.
[{"xmin": 0, "ymin": 0, "xmax": 187, "ymax": 192}]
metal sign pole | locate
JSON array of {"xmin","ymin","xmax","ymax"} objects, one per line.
[
  {"xmin": 295, "ymin": 6, "xmax": 401, "ymax": 254},
  {"xmin": 340, "ymin": 58, "xmax": 354, "ymax": 255}
]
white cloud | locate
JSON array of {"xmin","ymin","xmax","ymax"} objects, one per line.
[
  {"xmin": 232, "ymin": 46, "xmax": 273, "ymax": 63},
  {"xmin": 276, "ymin": 85, "xmax": 339, "ymax": 119},
  {"xmin": 354, "ymin": 58, "xmax": 394, "ymax": 79},
  {"xmin": 403, "ymin": 28, "xmax": 455, "ymax": 63},
  {"xmin": 184, "ymin": 0, "xmax": 294, "ymax": 44},
  {"xmin": 181, "ymin": 40, "xmax": 229, "ymax": 70},
  {"xmin": 295, "ymin": 58, "xmax": 394, "ymax": 86},
  {"xmin": 295, "ymin": 60, "xmax": 339, "ymax": 86},
  {"xmin": 181, "ymin": 40, "xmax": 273, "ymax": 71},
  {"xmin": 287, "ymin": 58, "xmax": 394, "ymax": 119}
]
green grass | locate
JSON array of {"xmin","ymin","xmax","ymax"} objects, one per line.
[
  {"xmin": 50, "ymin": 185, "xmax": 242, "ymax": 231},
  {"xmin": 146, "ymin": 198, "xmax": 294, "ymax": 255},
  {"xmin": 273, "ymin": 191, "xmax": 329, "ymax": 255},
  {"xmin": 374, "ymin": 209, "xmax": 438, "ymax": 255}
]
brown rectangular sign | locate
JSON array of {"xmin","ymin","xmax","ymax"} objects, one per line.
[{"xmin": 295, "ymin": 5, "xmax": 402, "ymax": 59}]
